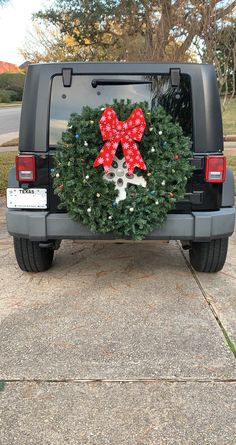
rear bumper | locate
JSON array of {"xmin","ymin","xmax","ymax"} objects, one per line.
[{"xmin": 6, "ymin": 208, "xmax": 235, "ymax": 241}]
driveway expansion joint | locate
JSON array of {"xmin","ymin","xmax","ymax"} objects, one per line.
[
  {"xmin": 1, "ymin": 378, "xmax": 236, "ymax": 384},
  {"xmin": 177, "ymin": 241, "xmax": 236, "ymax": 358}
]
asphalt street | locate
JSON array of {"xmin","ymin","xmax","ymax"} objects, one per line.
[
  {"xmin": 0, "ymin": 106, "xmax": 21, "ymax": 134},
  {"xmin": 0, "ymin": 197, "xmax": 235, "ymax": 444}
]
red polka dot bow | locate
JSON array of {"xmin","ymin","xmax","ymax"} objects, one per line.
[{"xmin": 93, "ymin": 107, "xmax": 147, "ymax": 175}]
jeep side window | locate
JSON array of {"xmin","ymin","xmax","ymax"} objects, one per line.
[{"xmin": 49, "ymin": 74, "xmax": 192, "ymax": 146}]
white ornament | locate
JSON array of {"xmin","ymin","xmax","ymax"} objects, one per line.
[
  {"xmin": 149, "ymin": 127, "xmax": 154, "ymax": 132},
  {"xmin": 84, "ymin": 141, "xmax": 88, "ymax": 146},
  {"xmin": 161, "ymin": 180, "xmax": 165, "ymax": 186},
  {"xmin": 90, "ymin": 120, "xmax": 94, "ymax": 124},
  {"xmin": 87, "ymin": 207, "xmax": 91, "ymax": 213},
  {"xmin": 85, "ymin": 175, "xmax": 89, "ymax": 180},
  {"xmin": 158, "ymin": 130, "xmax": 163, "ymax": 135},
  {"xmin": 104, "ymin": 156, "xmax": 146, "ymax": 203},
  {"xmin": 108, "ymin": 215, "xmax": 112, "ymax": 220},
  {"xmin": 56, "ymin": 173, "xmax": 60, "ymax": 178},
  {"xmin": 129, "ymin": 207, "xmax": 134, "ymax": 212},
  {"xmin": 147, "ymin": 172, "xmax": 152, "ymax": 177},
  {"xmin": 101, "ymin": 107, "xmax": 105, "ymax": 111},
  {"xmin": 151, "ymin": 147, "xmax": 155, "ymax": 153},
  {"xmin": 96, "ymin": 193, "xmax": 100, "ymax": 197},
  {"xmin": 155, "ymin": 200, "xmax": 159, "ymax": 205}
]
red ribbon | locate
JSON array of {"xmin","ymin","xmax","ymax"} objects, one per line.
[{"xmin": 93, "ymin": 107, "xmax": 147, "ymax": 175}]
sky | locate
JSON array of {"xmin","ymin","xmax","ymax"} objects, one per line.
[{"xmin": 0, "ymin": 0, "xmax": 52, "ymax": 66}]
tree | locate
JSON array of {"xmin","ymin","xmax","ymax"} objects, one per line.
[
  {"xmin": 20, "ymin": 23, "xmax": 83, "ymax": 63},
  {"xmin": 21, "ymin": 1, "xmax": 236, "ymax": 66},
  {"xmin": 193, "ymin": 8, "xmax": 236, "ymax": 109},
  {"xmin": 33, "ymin": 0, "xmax": 236, "ymax": 62},
  {"xmin": 209, "ymin": 26, "xmax": 236, "ymax": 106},
  {"xmin": 220, "ymin": 26, "xmax": 236, "ymax": 96}
]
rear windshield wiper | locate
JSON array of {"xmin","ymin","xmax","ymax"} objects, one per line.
[{"xmin": 91, "ymin": 79, "xmax": 152, "ymax": 88}]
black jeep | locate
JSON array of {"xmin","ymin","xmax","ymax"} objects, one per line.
[{"xmin": 6, "ymin": 62, "xmax": 235, "ymax": 272}]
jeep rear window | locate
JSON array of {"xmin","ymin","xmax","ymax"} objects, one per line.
[{"xmin": 49, "ymin": 74, "xmax": 192, "ymax": 147}]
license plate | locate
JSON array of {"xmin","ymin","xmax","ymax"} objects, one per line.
[{"xmin": 7, "ymin": 188, "xmax": 47, "ymax": 209}]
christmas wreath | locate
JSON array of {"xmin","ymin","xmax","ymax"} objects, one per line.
[{"xmin": 53, "ymin": 100, "xmax": 192, "ymax": 240}]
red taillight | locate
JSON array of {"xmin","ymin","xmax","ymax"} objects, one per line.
[
  {"xmin": 16, "ymin": 155, "xmax": 36, "ymax": 182},
  {"xmin": 205, "ymin": 155, "xmax": 226, "ymax": 183}
]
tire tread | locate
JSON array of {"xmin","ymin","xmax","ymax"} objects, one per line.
[
  {"xmin": 189, "ymin": 238, "xmax": 228, "ymax": 273},
  {"xmin": 14, "ymin": 237, "xmax": 54, "ymax": 272}
]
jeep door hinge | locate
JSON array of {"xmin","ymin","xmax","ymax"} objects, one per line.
[
  {"xmin": 170, "ymin": 68, "xmax": 181, "ymax": 88},
  {"xmin": 62, "ymin": 68, "xmax": 73, "ymax": 87}
]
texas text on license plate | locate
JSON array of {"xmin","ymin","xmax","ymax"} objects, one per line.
[{"xmin": 7, "ymin": 188, "xmax": 47, "ymax": 209}]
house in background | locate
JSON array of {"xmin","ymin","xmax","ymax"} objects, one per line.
[{"xmin": 0, "ymin": 61, "xmax": 21, "ymax": 74}]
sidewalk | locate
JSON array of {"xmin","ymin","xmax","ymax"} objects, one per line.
[
  {"xmin": 0, "ymin": 132, "xmax": 18, "ymax": 147},
  {"xmin": 0, "ymin": 145, "xmax": 17, "ymax": 152}
]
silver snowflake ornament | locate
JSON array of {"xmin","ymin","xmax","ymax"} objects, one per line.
[{"xmin": 104, "ymin": 156, "xmax": 146, "ymax": 203}]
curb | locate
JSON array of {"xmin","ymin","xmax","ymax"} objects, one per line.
[
  {"xmin": 0, "ymin": 146, "xmax": 18, "ymax": 152},
  {"xmin": 224, "ymin": 135, "xmax": 236, "ymax": 142}
]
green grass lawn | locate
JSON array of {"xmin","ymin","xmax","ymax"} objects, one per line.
[
  {"xmin": 227, "ymin": 155, "xmax": 236, "ymax": 181},
  {"xmin": 0, "ymin": 151, "xmax": 16, "ymax": 196},
  {"xmin": 222, "ymin": 98, "xmax": 236, "ymax": 135},
  {"xmin": 0, "ymin": 102, "xmax": 21, "ymax": 108}
]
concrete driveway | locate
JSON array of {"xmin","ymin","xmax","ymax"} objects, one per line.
[{"xmin": 0, "ymin": 198, "xmax": 235, "ymax": 444}]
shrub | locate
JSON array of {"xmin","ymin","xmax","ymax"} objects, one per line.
[
  {"xmin": 0, "ymin": 72, "xmax": 25, "ymax": 101},
  {"xmin": 0, "ymin": 89, "xmax": 19, "ymax": 103}
]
